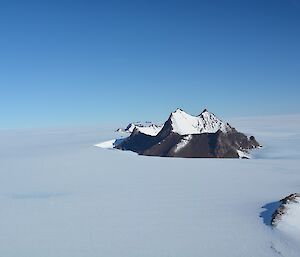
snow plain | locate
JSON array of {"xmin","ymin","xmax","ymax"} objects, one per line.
[{"xmin": 0, "ymin": 114, "xmax": 300, "ymax": 257}]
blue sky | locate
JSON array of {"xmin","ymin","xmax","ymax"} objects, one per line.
[{"xmin": 1, "ymin": 0, "xmax": 300, "ymax": 128}]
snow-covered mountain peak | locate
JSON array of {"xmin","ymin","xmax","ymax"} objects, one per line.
[
  {"xmin": 98, "ymin": 107, "xmax": 260, "ymax": 158},
  {"xmin": 116, "ymin": 122, "xmax": 163, "ymax": 136},
  {"xmin": 198, "ymin": 110, "xmax": 232, "ymax": 132},
  {"xmin": 198, "ymin": 108, "xmax": 217, "ymax": 117},
  {"xmin": 170, "ymin": 108, "xmax": 193, "ymax": 119},
  {"xmin": 136, "ymin": 124, "xmax": 163, "ymax": 136},
  {"xmin": 169, "ymin": 108, "xmax": 232, "ymax": 135}
]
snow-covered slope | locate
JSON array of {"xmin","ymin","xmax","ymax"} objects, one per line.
[
  {"xmin": 117, "ymin": 123, "xmax": 163, "ymax": 136},
  {"xmin": 125, "ymin": 123, "xmax": 136, "ymax": 133},
  {"xmin": 169, "ymin": 109, "xmax": 232, "ymax": 135},
  {"xmin": 236, "ymin": 149, "xmax": 252, "ymax": 159},
  {"xmin": 272, "ymin": 193, "xmax": 300, "ymax": 238},
  {"xmin": 94, "ymin": 139, "xmax": 116, "ymax": 149},
  {"xmin": 135, "ymin": 124, "xmax": 163, "ymax": 136},
  {"xmin": 94, "ymin": 138, "xmax": 126, "ymax": 149}
]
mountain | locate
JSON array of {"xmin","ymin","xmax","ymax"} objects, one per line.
[
  {"xmin": 115, "ymin": 122, "xmax": 163, "ymax": 136},
  {"xmin": 113, "ymin": 108, "xmax": 261, "ymax": 158}
]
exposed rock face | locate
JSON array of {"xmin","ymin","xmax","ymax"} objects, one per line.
[
  {"xmin": 271, "ymin": 193, "xmax": 300, "ymax": 226},
  {"xmin": 115, "ymin": 109, "xmax": 261, "ymax": 158}
]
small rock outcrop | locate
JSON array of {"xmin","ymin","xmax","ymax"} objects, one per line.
[{"xmin": 271, "ymin": 193, "xmax": 300, "ymax": 226}]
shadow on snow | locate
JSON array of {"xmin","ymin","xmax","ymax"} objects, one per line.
[{"xmin": 260, "ymin": 200, "xmax": 281, "ymax": 226}]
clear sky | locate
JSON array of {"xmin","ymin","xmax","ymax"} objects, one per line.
[{"xmin": 1, "ymin": 0, "xmax": 299, "ymax": 128}]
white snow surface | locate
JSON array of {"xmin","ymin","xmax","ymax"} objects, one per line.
[
  {"xmin": 119, "ymin": 122, "xmax": 163, "ymax": 136},
  {"xmin": 170, "ymin": 109, "xmax": 231, "ymax": 135},
  {"xmin": 94, "ymin": 139, "xmax": 116, "ymax": 148},
  {"xmin": 237, "ymin": 149, "xmax": 251, "ymax": 159},
  {"xmin": 95, "ymin": 137, "xmax": 126, "ymax": 149},
  {"xmin": 1, "ymin": 114, "xmax": 300, "ymax": 257},
  {"xmin": 136, "ymin": 124, "xmax": 163, "ymax": 136}
]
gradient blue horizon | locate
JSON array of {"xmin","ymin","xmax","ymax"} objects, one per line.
[{"xmin": 1, "ymin": 0, "xmax": 299, "ymax": 128}]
